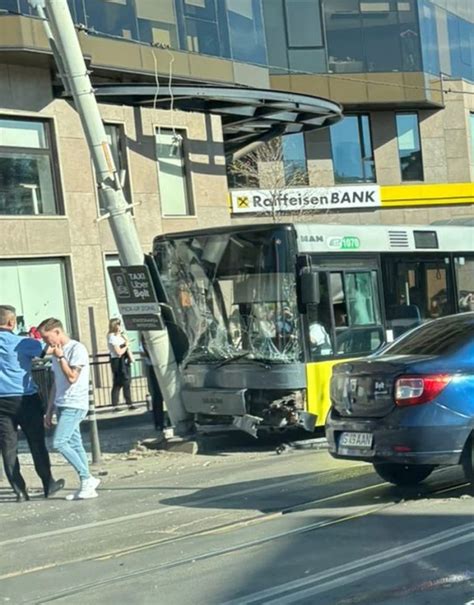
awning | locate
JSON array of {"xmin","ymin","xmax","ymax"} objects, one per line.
[{"xmin": 85, "ymin": 84, "xmax": 343, "ymax": 159}]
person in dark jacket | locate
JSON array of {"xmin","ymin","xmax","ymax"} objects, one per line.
[
  {"xmin": 107, "ymin": 318, "xmax": 135, "ymax": 411},
  {"xmin": 0, "ymin": 305, "xmax": 64, "ymax": 501}
]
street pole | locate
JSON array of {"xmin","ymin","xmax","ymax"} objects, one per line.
[
  {"xmin": 88, "ymin": 380, "xmax": 102, "ymax": 465},
  {"xmin": 29, "ymin": 0, "xmax": 193, "ymax": 436}
]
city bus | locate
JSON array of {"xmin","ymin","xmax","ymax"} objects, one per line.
[{"xmin": 152, "ymin": 222, "xmax": 474, "ymax": 436}]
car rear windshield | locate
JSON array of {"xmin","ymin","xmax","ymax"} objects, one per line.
[{"xmin": 384, "ymin": 316, "xmax": 474, "ymax": 356}]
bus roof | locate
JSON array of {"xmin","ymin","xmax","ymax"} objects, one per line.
[
  {"xmin": 152, "ymin": 222, "xmax": 473, "ymax": 255},
  {"xmin": 295, "ymin": 223, "xmax": 474, "ymax": 254}
]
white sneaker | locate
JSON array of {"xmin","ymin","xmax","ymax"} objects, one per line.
[
  {"xmin": 65, "ymin": 476, "xmax": 100, "ymax": 501},
  {"xmin": 66, "ymin": 489, "xmax": 98, "ymax": 500},
  {"xmin": 83, "ymin": 476, "xmax": 101, "ymax": 491}
]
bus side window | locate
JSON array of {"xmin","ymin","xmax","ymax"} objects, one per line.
[
  {"xmin": 332, "ymin": 271, "xmax": 383, "ymax": 355},
  {"xmin": 307, "ymin": 272, "xmax": 333, "ymax": 360},
  {"xmin": 455, "ymin": 257, "xmax": 474, "ymax": 312}
]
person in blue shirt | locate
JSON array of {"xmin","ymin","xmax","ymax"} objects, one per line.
[{"xmin": 0, "ymin": 305, "xmax": 64, "ymax": 502}]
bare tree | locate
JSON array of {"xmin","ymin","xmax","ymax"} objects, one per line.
[{"xmin": 228, "ymin": 137, "xmax": 309, "ymax": 222}]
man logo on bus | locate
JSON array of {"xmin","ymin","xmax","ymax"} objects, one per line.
[{"xmin": 327, "ymin": 236, "xmax": 361, "ymax": 250}]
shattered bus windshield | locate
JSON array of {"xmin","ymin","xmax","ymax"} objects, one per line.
[{"xmin": 154, "ymin": 227, "xmax": 300, "ymax": 365}]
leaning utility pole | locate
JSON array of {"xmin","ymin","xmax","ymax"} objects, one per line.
[{"xmin": 29, "ymin": 0, "xmax": 193, "ymax": 436}]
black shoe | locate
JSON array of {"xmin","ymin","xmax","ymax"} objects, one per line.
[
  {"xmin": 16, "ymin": 490, "xmax": 30, "ymax": 503},
  {"xmin": 128, "ymin": 405, "xmax": 137, "ymax": 410},
  {"xmin": 44, "ymin": 478, "xmax": 65, "ymax": 498}
]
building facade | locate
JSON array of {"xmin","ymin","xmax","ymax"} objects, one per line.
[{"xmin": 0, "ymin": 0, "xmax": 472, "ymax": 351}]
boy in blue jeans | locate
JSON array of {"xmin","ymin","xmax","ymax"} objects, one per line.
[{"xmin": 39, "ymin": 318, "xmax": 100, "ymax": 501}]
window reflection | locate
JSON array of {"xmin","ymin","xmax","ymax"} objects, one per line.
[
  {"xmin": 0, "ymin": 118, "xmax": 60, "ymax": 216},
  {"xmin": 455, "ymin": 257, "xmax": 474, "ymax": 313},
  {"xmin": 5, "ymin": 0, "xmax": 270, "ymax": 66},
  {"xmin": 227, "ymin": 0, "xmax": 267, "ymax": 64},
  {"xmin": 284, "ymin": 0, "xmax": 323, "ymax": 48},
  {"xmin": 324, "ymin": 0, "xmax": 422, "ymax": 74},
  {"xmin": 395, "ymin": 113, "xmax": 423, "ymax": 182},
  {"xmin": 156, "ymin": 129, "xmax": 192, "ymax": 216},
  {"xmin": 2, "ymin": 0, "xmax": 20, "ymax": 12},
  {"xmin": 325, "ymin": 0, "xmax": 365, "ymax": 74},
  {"xmin": 418, "ymin": 0, "xmax": 474, "ymax": 81},
  {"xmin": 185, "ymin": 17, "xmax": 220, "ymax": 55},
  {"xmin": 281, "ymin": 133, "xmax": 308, "ymax": 186},
  {"xmin": 135, "ymin": 0, "xmax": 179, "ymax": 47},
  {"xmin": 330, "ymin": 115, "xmax": 376, "ymax": 184},
  {"xmin": 83, "ymin": 0, "xmax": 138, "ymax": 39}
]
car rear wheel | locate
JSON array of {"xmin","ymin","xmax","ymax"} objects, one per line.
[{"xmin": 373, "ymin": 463, "xmax": 435, "ymax": 486}]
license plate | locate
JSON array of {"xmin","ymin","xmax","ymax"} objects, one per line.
[{"xmin": 339, "ymin": 432, "xmax": 373, "ymax": 448}]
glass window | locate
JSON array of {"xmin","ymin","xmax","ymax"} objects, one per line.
[
  {"xmin": 306, "ymin": 269, "xmax": 384, "ymax": 360},
  {"xmin": 383, "ymin": 315, "xmax": 474, "ymax": 356},
  {"xmin": 226, "ymin": 0, "xmax": 267, "ymax": 64},
  {"xmin": 156, "ymin": 129, "xmax": 192, "ymax": 216},
  {"xmin": 361, "ymin": 1, "xmax": 402, "ymax": 72},
  {"xmin": 183, "ymin": 0, "xmax": 216, "ymax": 20},
  {"xmin": 136, "ymin": 0, "xmax": 179, "ymax": 47},
  {"xmin": 383, "ymin": 257, "xmax": 454, "ymax": 338},
  {"xmin": 0, "ymin": 118, "xmax": 60, "ymax": 216},
  {"xmin": 418, "ymin": 1, "xmax": 440, "ymax": 75},
  {"xmin": 262, "ymin": 0, "xmax": 289, "ymax": 72},
  {"xmin": 1, "ymin": 1, "xmax": 20, "ymax": 14},
  {"xmin": 284, "ymin": 0, "xmax": 323, "ymax": 48},
  {"xmin": 83, "ymin": 0, "xmax": 138, "ymax": 39},
  {"xmin": 455, "ymin": 257, "xmax": 474, "ymax": 313},
  {"xmin": 0, "ymin": 258, "xmax": 72, "ymax": 333},
  {"xmin": 324, "ymin": 0, "xmax": 365, "ymax": 73},
  {"xmin": 281, "ymin": 133, "xmax": 308, "ymax": 186},
  {"xmin": 396, "ymin": 113, "xmax": 423, "ymax": 181},
  {"xmin": 447, "ymin": 12, "xmax": 474, "ymax": 82},
  {"xmin": 324, "ymin": 0, "xmax": 421, "ymax": 74},
  {"xmin": 154, "ymin": 227, "xmax": 301, "ymax": 365},
  {"xmin": 307, "ymin": 272, "xmax": 334, "ymax": 359},
  {"xmin": 330, "ymin": 270, "xmax": 383, "ymax": 356},
  {"xmin": 330, "ymin": 115, "xmax": 376, "ymax": 184},
  {"xmin": 104, "ymin": 123, "xmax": 131, "ymax": 212},
  {"xmin": 288, "ymin": 48, "xmax": 327, "ymax": 73},
  {"xmin": 398, "ymin": 0, "xmax": 422, "ymax": 71},
  {"xmin": 185, "ymin": 17, "xmax": 220, "ymax": 55}
]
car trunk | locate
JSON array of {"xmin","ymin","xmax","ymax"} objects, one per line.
[{"xmin": 330, "ymin": 356, "xmax": 428, "ymax": 418}]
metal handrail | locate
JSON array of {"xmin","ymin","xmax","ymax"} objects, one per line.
[{"xmin": 32, "ymin": 352, "xmax": 149, "ymax": 409}]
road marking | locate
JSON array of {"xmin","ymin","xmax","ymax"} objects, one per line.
[{"xmin": 222, "ymin": 522, "xmax": 474, "ymax": 605}]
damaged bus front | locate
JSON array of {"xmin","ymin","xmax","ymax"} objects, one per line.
[{"xmin": 153, "ymin": 224, "xmax": 316, "ymax": 436}]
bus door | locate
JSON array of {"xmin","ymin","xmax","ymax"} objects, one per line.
[
  {"xmin": 382, "ymin": 255, "xmax": 455, "ymax": 338},
  {"xmin": 302, "ymin": 260, "xmax": 385, "ymax": 426},
  {"xmin": 454, "ymin": 255, "xmax": 474, "ymax": 312}
]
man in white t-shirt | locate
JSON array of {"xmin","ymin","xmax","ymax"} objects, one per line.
[{"xmin": 39, "ymin": 318, "xmax": 100, "ymax": 501}]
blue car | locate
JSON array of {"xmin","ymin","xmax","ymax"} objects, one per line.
[{"xmin": 326, "ymin": 313, "xmax": 474, "ymax": 486}]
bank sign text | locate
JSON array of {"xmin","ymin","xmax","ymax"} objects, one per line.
[{"xmin": 231, "ymin": 185, "xmax": 381, "ymax": 214}]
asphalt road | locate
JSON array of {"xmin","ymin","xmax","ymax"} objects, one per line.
[{"xmin": 1, "ymin": 443, "xmax": 472, "ymax": 605}]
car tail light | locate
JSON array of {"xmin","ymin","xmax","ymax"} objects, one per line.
[{"xmin": 394, "ymin": 375, "xmax": 452, "ymax": 407}]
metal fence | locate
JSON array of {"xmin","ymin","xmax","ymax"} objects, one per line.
[{"xmin": 32, "ymin": 353, "xmax": 149, "ymax": 409}]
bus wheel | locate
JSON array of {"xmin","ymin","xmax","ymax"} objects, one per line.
[
  {"xmin": 373, "ymin": 463, "xmax": 435, "ymax": 486},
  {"xmin": 461, "ymin": 433, "xmax": 474, "ymax": 483}
]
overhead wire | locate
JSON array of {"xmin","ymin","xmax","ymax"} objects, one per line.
[{"xmin": 151, "ymin": 47, "xmax": 161, "ymax": 148}]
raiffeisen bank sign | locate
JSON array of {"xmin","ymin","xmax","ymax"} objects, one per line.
[{"xmin": 230, "ymin": 185, "xmax": 381, "ymax": 214}]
